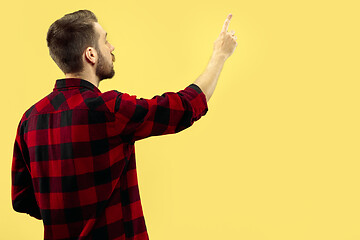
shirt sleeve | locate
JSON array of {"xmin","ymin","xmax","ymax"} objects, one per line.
[
  {"xmin": 11, "ymin": 120, "xmax": 42, "ymax": 220},
  {"xmin": 113, "ymin": 83, "xmax": 208, "ymax": 142}
]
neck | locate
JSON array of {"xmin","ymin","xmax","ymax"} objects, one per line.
[{"xmin": 65, "ymin": 72, "xmax": 100, "ymax": 88}]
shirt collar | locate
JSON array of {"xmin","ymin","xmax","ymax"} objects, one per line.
[{"xmin": 53, "ymin": 78, "xmax": 101, "ymax": 93}]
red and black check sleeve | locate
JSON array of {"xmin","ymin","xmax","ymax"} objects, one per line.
[
  {"xmin": 11, "ymin": 120, "xmax": 42, "ymax": 220},
  {"xmin": 113, "ymin": 84, "xmax": 208, "ymax": 142}
]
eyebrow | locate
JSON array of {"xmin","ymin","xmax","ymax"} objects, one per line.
[{"xmin": 105, "ymin": 32, "xmax": 107, "ymax": 38}]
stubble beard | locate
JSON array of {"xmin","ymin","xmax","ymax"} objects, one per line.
[{"xmin": 96, "ymin": 50, "xmax": 115, "ymax": 81}]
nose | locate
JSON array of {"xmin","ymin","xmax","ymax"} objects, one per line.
[{"xmin": 110, "ymin": 44, "xmax": 115, "ymax": 52}]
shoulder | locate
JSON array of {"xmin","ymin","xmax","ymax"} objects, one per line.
[{"xmin": 20, "ymin": 92, "xmax": 53, "ymax": 122}]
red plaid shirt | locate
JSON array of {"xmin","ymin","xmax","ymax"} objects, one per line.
[{"xmin": 11, "ymin": 78, "xmax": 208, "ymax": 240}]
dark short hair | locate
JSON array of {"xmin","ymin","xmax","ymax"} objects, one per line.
[{"xmin": 46, "ymin": 10, "xmax": 99, "ymax": 73}]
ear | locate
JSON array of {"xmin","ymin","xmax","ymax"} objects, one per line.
[{"xmin": 84, "ymin": 47, "xmax": 98, "ymax": 65}]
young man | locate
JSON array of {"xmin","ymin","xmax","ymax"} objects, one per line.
[{"xmin": 11, "ymin": 9, "xmax": 237, "ymax": 240}]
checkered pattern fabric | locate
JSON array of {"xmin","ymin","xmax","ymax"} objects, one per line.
[{"xmin": 11, "ymin": 78, "xmax": 208, "ymax": 240}]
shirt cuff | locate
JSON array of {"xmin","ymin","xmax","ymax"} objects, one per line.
[{"xmin": 183, "ymin": 83, "xmax": 208, "ymax": 121}]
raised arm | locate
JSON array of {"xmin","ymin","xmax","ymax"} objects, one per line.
[{"xmin": 194, "ymin": 13, "xmax": 238, "ymax": 102}]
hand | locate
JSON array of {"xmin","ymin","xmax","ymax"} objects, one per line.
[{"xmin": 213, "ymin": 13, "xmax": 238, "ymax": 60}]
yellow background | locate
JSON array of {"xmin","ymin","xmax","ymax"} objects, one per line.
[{"xmin": 1, "ymin": 0, "xmax": 360, "ymax": 239}]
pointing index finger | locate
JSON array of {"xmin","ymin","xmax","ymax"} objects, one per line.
[{"xmin": 221, "ymin": 13, "xmax": 232, "ymax": 34}]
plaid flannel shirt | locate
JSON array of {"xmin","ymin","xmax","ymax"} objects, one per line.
[{"xmin": 11, "ymin": 78, "xmax": 208, "ymax": 240}]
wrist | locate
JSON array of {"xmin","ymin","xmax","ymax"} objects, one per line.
[{"xmin": 211, "ymin": 51, "xmax": 227, "ymax": 62}]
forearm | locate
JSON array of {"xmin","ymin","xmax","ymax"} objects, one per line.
[{"xmin": 193, "ymin": 52, "xmax": 227, "ymax": 102}]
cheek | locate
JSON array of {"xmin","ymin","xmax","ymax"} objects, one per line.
[{"xmin": 103, "ymin": 46, "xmax": 110, "ymax": 56}]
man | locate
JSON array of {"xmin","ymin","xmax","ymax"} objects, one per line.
[{"xmin": 11, "ymin": 9, "xmax": 237, "ymax": 240}]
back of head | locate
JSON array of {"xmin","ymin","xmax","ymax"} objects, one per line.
[{"xmin": 47, "ymin": 10, "xmax": 99, "ymax": 74}]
